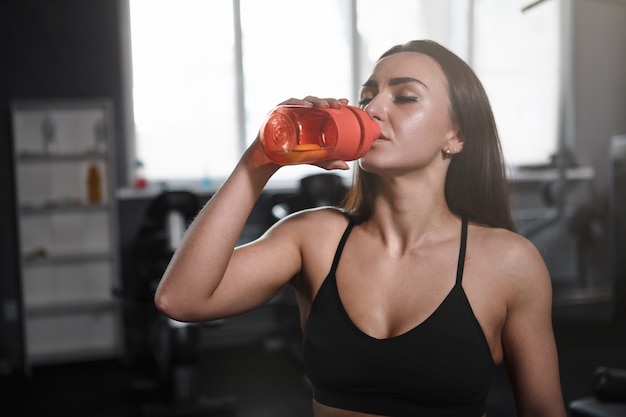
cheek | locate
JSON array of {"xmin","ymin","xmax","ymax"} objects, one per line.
[
  {"xmin": 397, "ymin": 109, "xmax": 452, "ymax": 152},
  {"xmin": 395, "ymin": 113, "xmax": 438, "ymax": 151},
  {"xmin": 359, "ymin": 110, "xmax": 451, "ymax": 171}
]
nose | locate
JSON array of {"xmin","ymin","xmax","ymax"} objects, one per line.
[{"xmin": 364, "ymin": 97, "xmax": 383, "ymax": 122}]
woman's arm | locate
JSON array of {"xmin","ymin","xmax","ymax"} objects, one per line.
[
  {"xmin": 501, "ymin": 236, "xmax": 567, "ymax": 417},
  {"xmin": 154, "ymin": 140, "xmax": 288, "ymax": 322},
  {"xmin": 154, "ymin": 97, "xmax": 350, "ymax": 323}
]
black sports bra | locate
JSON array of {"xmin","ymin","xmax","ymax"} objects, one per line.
[{"xmin": 302, "ymin": 218, "xmax": 495, "ymax": 417}]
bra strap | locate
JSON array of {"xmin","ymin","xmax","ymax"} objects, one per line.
[
  {"xmin": 456, "ymin": 218, "xmax": 468, "ymax": 284},
  {"xmin": 329, "ymin": 219, "xmax": 355, "ymax": 276}
]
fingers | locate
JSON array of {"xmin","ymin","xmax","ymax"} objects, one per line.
[
  {"xmin": 314, "ymin": 160, "xmax": 351, "ymax": 171},
  {"xmin": 278, "ymin": 96, "xmax": 349, "ymax": 108}
]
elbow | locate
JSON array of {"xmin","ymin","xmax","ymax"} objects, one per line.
[
  {"xmin": 154, "ymin": 289, "xmax": 175, "ymax": 318},
  {"xmin": 154, "ymin": 284, "xmax": 210, "ymax": 323},
  {"xmin": 153, "ymin": 290, "xmax": 169, "ymax": 315},
  {"xmin": 154, "ymin": 288, "xmax": 190, "ymax": 322}
]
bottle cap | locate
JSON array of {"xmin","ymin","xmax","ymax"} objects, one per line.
[{"xmin": 328, "ymin": 106, "xmax": 380, "ymax": 160}]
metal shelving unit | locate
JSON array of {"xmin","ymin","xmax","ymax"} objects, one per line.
[{"xmin": 11, "ymin": 99, "xmax": 123, "ymax": 369}]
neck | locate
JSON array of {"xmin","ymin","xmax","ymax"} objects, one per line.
[{"xmin": 366, "ymin": 175, "xmax": 460, "ymax": 253}]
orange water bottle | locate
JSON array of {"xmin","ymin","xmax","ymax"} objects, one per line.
[{"xmin": 260, "ymin": 105, "xmax": 380, "ymax": 165}]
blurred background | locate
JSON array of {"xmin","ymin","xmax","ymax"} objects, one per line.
[{"xmin": 0, "ymin": 0, "xmax": 625, "ymax": 416}]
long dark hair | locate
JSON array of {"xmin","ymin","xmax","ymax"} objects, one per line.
[{"xmin": 342, "ymin": 40, "xmax": 514, "ymax": 231}]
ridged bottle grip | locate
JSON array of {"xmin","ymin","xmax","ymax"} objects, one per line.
[
  {"xmin": 349, "ymin": 106, "xmax": 380, "ymax": 157},
  {"xmin": 328, "ymin": 107, "xmax": 379, "ymax": 160},
  {"xmin": 266, "ymin": 112, "xmax": 296, "ymax": 149}
]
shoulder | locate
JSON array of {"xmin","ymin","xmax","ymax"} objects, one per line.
[
  {"xmin": 269, "ymin": 207, "xmax": 352, "ymax": 298},
  {"xmin": 469, "ymin": 223, "xmax": 551, "ymax": 299},
  {"xmin": 266, "ymin": 206, "xmax": 351, "ymax": 242},
  {"xmin": 285, "ymin": 205, "xmax": 351, "ymax": 225},
  {"xmin": 470, "ymin": 224, "xmax": 545, "ymax": 267}
]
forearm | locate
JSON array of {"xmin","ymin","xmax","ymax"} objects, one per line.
[{"xmin": 154, "ymin": 145, "xmax": 280, "ymax": 321}]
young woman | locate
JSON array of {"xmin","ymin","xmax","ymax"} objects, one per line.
[{"xmin": 155, "ymin": 40, "xmax": 567, "ymax": 417}]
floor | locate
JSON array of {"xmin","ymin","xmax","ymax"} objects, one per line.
[{"xmin": 4, "ymin": 303, "xmax": 626, "ymax": 417}]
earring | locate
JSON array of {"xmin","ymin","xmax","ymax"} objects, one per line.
[{"xmin": 445, "ymin": 149, "xmax": 451, "ymax": 155}]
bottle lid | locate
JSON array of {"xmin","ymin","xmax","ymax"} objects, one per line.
[{"xmin": 329, "ymin": 106, "xmax": 380, "ymax": 160}]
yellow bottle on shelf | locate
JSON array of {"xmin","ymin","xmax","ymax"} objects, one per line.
[{"xmin": 87, "ymin": 163, "xmax": 102, "ymax": 204}]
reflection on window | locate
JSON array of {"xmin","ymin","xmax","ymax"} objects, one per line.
[{"xmin": 128, "ymin": 0, "xmax": 559, "ymax": 184}]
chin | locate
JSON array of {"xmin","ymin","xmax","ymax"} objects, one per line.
[{"xmin": 357, "ymin": 157, "xmax": 384, "ymax": 175}]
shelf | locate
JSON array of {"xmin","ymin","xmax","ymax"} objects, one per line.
[
  {"xmin": 25, "ymin": 299, "xmax": 117, "ymax": 317},
  {"xmin": 28, "ymin": 346, "xmax": 119, "ymax": 366},
  {"xmin": 22, "ymin": 251, "xmax": 113, "ymax": 267},
  {"xmin": 12, "ymin": 98, "xmax": 121, "ymax": 368},
  {"xmin": 16, "ymin": 151, "xmax": 108, "ymax": 163},
  {"xmin": 508, "ymin": 165, "xmax": 595, "ymax": 183},
  {"xmin": 20, "ymin": 202, "xmax": 110, "ymax": 215}
]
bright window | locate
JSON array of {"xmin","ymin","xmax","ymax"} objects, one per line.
[
  {"xmin": 127, "ymin": 0, "xmax": 560, "ymax": 185},
  {"xmin": 357, "ymin": 0, "xmax": 471, "ymax": 76},
  {"xmin": 239, "ymin": 0, "xmax": 354, "ymax": 181},
  {"xmin": 472, "ymin": 0, "xmax": 561, "ymax": 167},
  {"xmin": 129, "ymin": 0, "xmax": 238, "ymax": 182}
]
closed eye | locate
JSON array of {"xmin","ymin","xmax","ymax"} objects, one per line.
[
  {"xmin": 358, "ymin": 95, "xmax": 418, "ymax": 108},
  {"xmin": 395, "ymin": 96, "xmax": 418, "ymax": 104}
]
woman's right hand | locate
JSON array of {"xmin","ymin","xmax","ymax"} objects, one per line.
[{"xmin": 279, "ymin": 95, "xmax": 348, "ymax": 108}]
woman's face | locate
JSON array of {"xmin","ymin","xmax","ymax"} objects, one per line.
[{"xmin": 358, "ymin": 51, "xmax": 460, "ymax": 175}]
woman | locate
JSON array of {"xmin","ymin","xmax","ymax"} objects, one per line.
[{"xmin": 155, "ymin": 40, "xmax": 566, "ymax": 417}]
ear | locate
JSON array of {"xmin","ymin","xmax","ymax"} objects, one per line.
[{"xmin": 444, "ymin": 128, "xmax": 464, "ymax": 156}]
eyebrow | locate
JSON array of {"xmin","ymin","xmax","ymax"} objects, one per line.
[{"xmin": 362, "ymin": 77, "xmax": 429, "ymax": 90}]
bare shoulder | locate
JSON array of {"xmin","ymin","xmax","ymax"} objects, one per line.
[
  {"xmin": 268, "ymin": 206, "xmax": 351, "ymax": 240},
  {"xmin": 267, "ymin": 207, "xmax": 352, "ymax": 301},
  {"xmin": 469, "ymin": 223, "xmax": 551, "ymax": 295}
]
